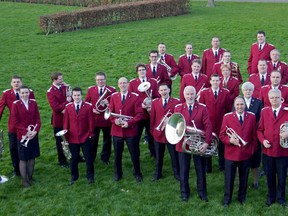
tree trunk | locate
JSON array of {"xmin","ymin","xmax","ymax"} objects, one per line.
[{"xmin": 207, "ymin": 0, "xmax": 215, "ymax": 7}]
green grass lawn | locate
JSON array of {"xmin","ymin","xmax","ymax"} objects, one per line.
[{"xmin": 0, "ymin": 1, "xmax": 288, "ymax": 215}]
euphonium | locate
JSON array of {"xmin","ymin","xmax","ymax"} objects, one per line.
[
  {"xmin": 165, "ymin": 113, "xmax": 218, "ymax": 156},
  {"xmin": 137, "ymin": 82, "xmax": 152, "ymax": 108},
  {"xmin": 0, "ymin": 129, "xmax": 4, "ymax": 159},
  {"xmin": 95, "ymin": 88, "xmax": 111, "ymax": 112},
  {"xmin": 56, "ymin": 130, "xmax": 72, "ymax": 160},
  {"xmin": 280, "ymin": 121, "xmax": 288, "ymax": 148},
  {"xmin": 225, "ymin": 126, "xmax": 248, "ymax": 146},
  {"xmin": 20, "ymin": 124, "xmax": 38, "ymax": 147}
]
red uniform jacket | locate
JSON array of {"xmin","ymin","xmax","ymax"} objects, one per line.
[
  {"xmin": 248, "ymin": 73, "xmax": 271, "ymax": 99},
  {"xmin": 109, "ymin": 92, "xmax": 143, "ymax": 137},
  {"xmin": 179, "ymin": 73, "xmax": 209, "ymax": 102},
  {"xmin": 47, "ymin": 85, "xmax": 69, "ymax": 128},
  {"xmin": 267, "ymin": 61, "xmax": 288, "ymax": 85},
  {"xmin": 257, "ymin": 105, "xmax": 288, "ymax": 157},
  {"xmin": 174, "ymin": 102, "xmax": 212, "ymax": 153},
  {"xmin": 146, "ymin": 63, "xmax": 171, "ymax": 86},
  {"xmin": 219, "ymin": 76, "xmax": 240, "ymax": 103},
  {"xmin": 220, "ymin": 111, "xmax": 257, "ymax": 161},
  {"xmin": 259, "ymin": 85, "xmax": 288, "ymax": 107},
  {"xmin": 85, "ymin": 85, "xmax": 116, "ymax": 127},
  {"xmin": 63, "ymin": 102, "xmax": 94, "ymax": 144},
  {"xmin": 150, "ymin": 97, "xmax": 180, "ymax": 143},
  {"xmin": 201, "ymin": 48, "xmax": 226, "ymax": 79},
  {"xmin": 160, "ymin": 53, "xmax": 179, "ymax": 77},
  {"xmin": 11, "ymin": 99, "xmax": 41, "ymax": 140},
  {"xmin": 198, "ymin": 88, "xmax": 231, "ymax": 135},
  {"xmin": 176, "ymin": 54, "xmax": 200, "ymax": 78},
  {"xmin": 128, "ymin": 77, "xmax": 160, "ymax": 120},
  {"xmin": 247, "ymin": 42, "xmax": 275, "ymax": 74},
  {"xmin": 212, "ymin": 61, "xmax": 243, "ymax": 84},
  {"xmin": 0, "ymin": 88, "xmax": 35, "ymax": 133}
]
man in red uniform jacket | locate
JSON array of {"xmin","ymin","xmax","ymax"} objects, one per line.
[
  {"xmin": 202, "ymin": 37, "xmax": 226, "ymax": 79},
  {"xmin": 267, "ymin": 49, "xmax": 288, "ymax": 85},
  {"xmin": 0, "ymin": 75, "xmax": 35, "ymax": 176},
  {"xmin": 129, "ymin": 64, "xmax": 159, "ymax": 158},
  {"xmin": 220, "ymin": 96, "xmax": 257, "ymax": 207},
  {"xmin": 179, "ymin": 59, "xmax": 209, "ymax": 102},
  {"xmin": 63, "ymin": 87, "xmax": 94, "ymax": 185},
  {"xmin": 248, "ymin": 59, "xmax": 271, "ymax": 99},
  {"xmin": 85, "ymin": 71, "xmax": 116, "ymax": 164},
  {"xmin": 109, "ymin": 77, "xmax": 144, "ymax": 182},
  {"xmin": 146, "ymin": 50, "xmax": 171, "ymax": 89},
  {"xmin": 199, "ymin": 74, "xmax": 231, "ymax": 172},
  {"xmin": 47, "ymin": 72, "xmax": 72, "ymax": 167},
  {"xmin": 219, "ymin": 64, "xmax": 240, "ymax": 103},
  {"xmin": 150, "ymin": 83, "xmax": 180, "ymax": 181},
  {"xmin": 175, "ymin": 86, "xmax": 212, "ymax": 202},
  {"xmin": 212, "ymin": 51, "xmax": 243, "ymax": 84},
  {"xmin": 158, "ymin": 42, "xmax": 178, "ymax": 79},
  {"xmin": 257, "ymin": 89, "xmax": 288, "ymax": 207},
  {"xmin": 259, "ymin": 71, "xmax": 288, "ymax": 107},
  {"xmin": 176, "ymin": 43, "xmax": 200, "ymax": 78},
  {"xmin": 247, "ymin": 31, "xmax": 275, "ymax": 74}
]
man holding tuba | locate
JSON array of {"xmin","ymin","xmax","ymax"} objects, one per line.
[
  {"xmin": 150, "ymin": 83, "xmax": 180, "ymax": 181},
  {"xmin": 85, "ymin": 71, "xmax": 116, "ymax": 164},
  {"xmin": 257, "ymin": 89, "xmax": 288, "ymax": 207},
  {"xmin": 220, "ymin": 96, "xmax": 257, "ymax": 207},
  {"xmin": 175, "ymin": 86, "xmax": 212, "ymax": 202}
]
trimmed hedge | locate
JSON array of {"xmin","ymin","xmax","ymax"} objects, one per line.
[{"xmin": 39, "ymin": 0, "xmax": 190, "ymax": 34}]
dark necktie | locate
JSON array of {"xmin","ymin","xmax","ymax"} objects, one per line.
[
  {"xmin": 215, "ymin": 51, "xmax": 218, "ymax": 58},
  {"xmin": 261, "ymin": 75, "xmax": 265, "ymax": 86},
  {"xmin": 195, "ymin": 75, "xmax": 198, "ymax": 81},
  {"xmin": 274, "ymin": 110, "xmax": 277, "ymax": 119},
  {"xmin": 99, "ymin": 88, "xmax": 103, "ymax": 96},
  {"xmin": 76, "ymin": 104, "xmax": 80, "ymax": 114},
  {"xmin": 239, "ymin": 115, "xmax": 243, "ymax": 125},
  {"xmin": 273, "ymin": 63, "xmax": 276, "ymax": 69},
  {"xmin": 163, "ymin": 99, "xmax": 167, "ymax": 109},
  {"xmin": 142, "ymin": 79, "xmax": 145, "ymax": 83},
  {"xmin": 259, "ymin": 44, "xmax": 262, "ymax": 51},
  {"xmin": 161, "ymin": 56, "xmax": 164, "ymax": 61},
  {"xmin": 59, "ymin": 86, "xmax": 62, "ymax": 93},
  {"xmin": 152, "ymin": 66, "xmax": 156, "ymax": 76},
  {"xmin": 122, "ymin": 95, "xmax": 125, "ymax": 105},
  {"xmin": 189, "ymin": 105, "xmax": 192, "ymax": 116},
  {"xmin": 214, "ymin": 91, "xmax": 218, "ymax": 99},
  {"xmin": 16, "ymin": 92, "xmax": 20, "ymax": 100},
  {"xmin": 188, "ymin": 56, "xmax": 191, "ymax": 63}
]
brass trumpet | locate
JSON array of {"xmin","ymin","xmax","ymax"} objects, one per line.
[
  {"xmin": 95, "ymin": 88, "xmax": 111, "ymax": 113},
  {"xmin": 0, "ymin": 129, "xmax": 4, "ymax": 159},
  {"xmin": 104, "ymin": 109, "xmax": 133, "ymax": 121},
  {"xmin": 225, "ymin": 126, "xmax": 248, "ymax": 146},
  {"xmin": 20, "ymin": 124, "xmax": 38, "ymax": 147},
  {"xmin": 55, "ymin": 129, "xmax": 72, "ymax": 160},
  {"xmin": 280, "ymin": 121, "xmax": 288, "ymax": 148},
  {"xmin": 137, "ymin": 82, "xmax": 152, "ymax": 108},
  {"xmin": 155, "ymin": 110, "xmax": 172, "ymax": 131}
]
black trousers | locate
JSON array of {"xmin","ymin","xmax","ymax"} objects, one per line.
[
  {"xmin": 178, "ymin": 152, "xmax": 207, "ymax": 199},
  {"xmin": 224, "ymin": 159, "xmax": 250, "ymax": 203},
  {"xmin": 206, "ymin": 140, "xmax": 225, "ymax": 171},
  {"xmin": 265, "ymin": 156, "xmax": 288, "ymax": 203},
  {"xmin": 69, "ymin": 138, "xmax": 94, "ymax": 180},
  {"xmin": 154, "ymin": 141, "xmax": 179, "ymax": 178},
  {"xmin": 113, "ymin": 136, "xmax": 141, "ymax": 178},
  {"xmin": 8, "ymin": 132, "xmax": 20, "ymax": 174},
  {"xmin": 53, "ymin": 127, "xmax": 67, "ymax": 165},
  {"xmin": 137, "ymin": 119, "xmax": 155, "ymax": 157},
  {"xmin": 92, "ymin": 126, "xmax": 112, "ymax": 163}
]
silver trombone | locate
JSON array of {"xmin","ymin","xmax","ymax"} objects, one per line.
[{"xmin": 225, "ymin": 126, "xmax": 248, "ymax": 146}]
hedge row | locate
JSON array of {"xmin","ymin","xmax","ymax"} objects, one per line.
[{"xmin": 39, "ymin": 0, "xmax": 190, "ymax": 34}]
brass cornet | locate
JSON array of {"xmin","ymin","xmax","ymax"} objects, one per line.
[
  {"xmin": 20, "ymin": 124, "xmax": 38, "ymax": 147},
  {"xmin": 95, "ymin": 88, "xmax": 111, "ymax": 113},
  {"xmin": 104, "ymin": 109, "xmax": 133, "ymax": 121},
  {"xmin": 225, "ymin": 126, "xmax": 248, "ymax": 146},
  {"xmin": 55, "ymin": 129, "xmax": 72, "ymax": 160}
]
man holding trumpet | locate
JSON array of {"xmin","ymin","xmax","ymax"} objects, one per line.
[
  {"xmin": 257, "ymin": 89, "xmax": 288, "ymax": 207},
  {"xmin": 85, "ymin": 71, "xmax": 116, "ymax": 164},
  {"xmin": 150, "ymin": 83, "xmax": 180, "ymax": 181},
  {"xmin": 220, "ymin": 96, "xmax": 257, "ymax": 206}
]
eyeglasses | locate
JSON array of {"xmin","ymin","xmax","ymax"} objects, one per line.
[
  {"xmin": 96, "ymin": 79, "xmax": 105, "ymax": 81},
  {"xmin": 150, "ymin": 56, "xmax": 158, "ymax": 58}
]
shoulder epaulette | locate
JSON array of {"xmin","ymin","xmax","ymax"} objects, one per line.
[
  {"xmin": 175, "ymin": 104, "xmax": 182, "ymax": 108},
  {"xmin": 131, "ymin": 92, "xmax": 139, "ymax": 97},
  {"xmin": 224, "ymin": 112, "xmax": 233, "ymax": 117},
  {"xmin": 65, "ymin": 102, "xmax": 73, "ymax": 107},
  {"xmin": 84, "ymin": 102, "xmax": 92, "ymax": 106},
  {"xmin": 30, "ymin": 99, "xmax": 36, "ymax": 102},
  {"xmin": 13, "ymin": 100, "xmax": 20, "ymax": 104},
  {"xmin": 47, "ymin": 87, "xmax": 53, "ymax": 93},
  {"xmin": 111, "ymin": 92, "xmax": 118, "ymax": 96},
  {"xmin": 179, "ymin": 54, "xmax": 185, "ymax": 58},
  {"xmin": 198, "ymin": 102, "xmax": 206, "ymax": 107},
  {"xmin": 130, "ymin": 78, "xmax": 137, "ymax": 82},
  {"xmin": 3, "ymin": 89, "xmax": 10, "ymax": 93},
  {"xmin": 247, "ymin": 111, "xmax": 255, "ymax": 116},
  {"xmin": 88, "ymin": 85, "xmax": 95, "ymax": 89}
]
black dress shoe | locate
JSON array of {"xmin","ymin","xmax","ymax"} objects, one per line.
[
  {"xmin": 88, "ymin": 178, "xmax": 95, "ymax": 184},
  {"xmin": 238, "ymin": 199, "xmax": 246, "ymax": 205},
  {"xmin": 102, "ymin": 160, "xmax": 110, "ymax": 165},
  {"xmin": 199, "ymin": 196, "xmax": 208, "ymax": 202},
  {"xmin": 260, "ymin": 170, "xmax": 266, "ymax": 177},
  {"xmin": 69, "ymin": 180, "xmax": 75, "ymax": 186},
  {"xmin": 135, "ymin": 175, "xmax": 143, "ymax": 183},
  {"xmin": 174, "ymin": 175, "xmax": 180, "ymax": 181},
  {"xmin": 223, "ymin": 203, "xmax": 229, "ymax": 208},
  {"xmin": 278, "ymin": 201, "xmax": 287, "ymax": 208},
  {"xmin": 151, "ymin": 176, "xmax": 162, "ymax": 182},
  {"xmin": 181, "ymin": 196, "xmax": 189, "ymax": 202},
  {"xmin": 252, "ymin": 183, "xmax": 259, "ymax": 189},
  {"xmin": 265, "ymin": 200, "xmax": 275, "ymax": 207},
  {"xmin": 114, "ymin": 176, "xmax": 122, "ymax": 182}
]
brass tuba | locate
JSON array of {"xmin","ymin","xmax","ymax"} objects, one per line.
[
  {"xmin": 280, "ymin": 122, "xmax": 288, "ymax": 148},
  {"xmin": 0, "ymin": 129, "xmax": 4, "ymax": 159},
  {"xmin": 95, "ymin": 88, "xmax": 111, "ymax": 113},
  {"xmin": 165, "ymin": 113, "xmax": 218, "ymax": 156},
  {"xmin": 56, "ymin": 130, "xmax": 72, "ymax": 160},
  {"xmin": 137, "ymin": 82, "xmax": 152, "ymax": 108}
]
